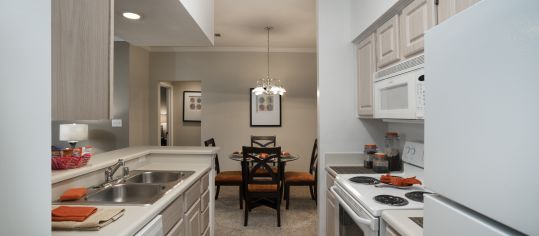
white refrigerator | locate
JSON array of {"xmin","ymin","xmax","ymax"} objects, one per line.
[{"xmin": 424, "ymin": 0, "xmax": 538, "ymax": 236}]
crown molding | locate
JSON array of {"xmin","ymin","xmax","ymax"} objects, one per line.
[{"xmin": 148, "ymin": 46, "xmax": 317, "ymax": 53}]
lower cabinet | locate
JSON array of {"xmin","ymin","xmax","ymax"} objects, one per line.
[
  {"xmin": 167, "ymin": 218, "xmax": 185, "ymax": 236},
  {"xmin": 200, "ymin": 189, "xmax": 210, "ymax": 233},
  {"xmin": 186, "ymin": 200, "xmax": 202, "ymax": 236},
  {"xmin": 156, "ymin": 170, "xmax": 210, "ymax": 236}
]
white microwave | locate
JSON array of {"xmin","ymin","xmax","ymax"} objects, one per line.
[{"xmin": 373, "ymin": 55, "xmax": 425, "ymax": 119}]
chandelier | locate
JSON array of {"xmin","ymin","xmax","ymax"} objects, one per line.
[{"xmin": 252, "ymin": 26, "xmax": 286, "ymax": 96}]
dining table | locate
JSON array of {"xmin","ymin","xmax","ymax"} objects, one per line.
[
  {"xmin": 228, "ymin": 152, "xmax": 299, "ymax": 162},
  {"xmin": 228, "ymin": 152, "xmax": 299, "ymax": 186}
]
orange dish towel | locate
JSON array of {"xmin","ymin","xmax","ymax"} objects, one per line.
[
  {"xmin": 52, "ymin": 206, "xmax": 97, "ymax": 222},
  {"xmin": 59, "ymin": 188, "xmax": 87, "ymax": 201}
]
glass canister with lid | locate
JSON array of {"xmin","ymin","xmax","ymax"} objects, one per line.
[
  {"xmin": 385, "ymin": 132, "xmax": 402, "ymax": 171},
  {"xmin": 373, "ymin": 152, "xmax": 389, "ymax": 173},
  {"xmin": 363, "ymin": 144, "xmax": 377, "ymax": 169}
]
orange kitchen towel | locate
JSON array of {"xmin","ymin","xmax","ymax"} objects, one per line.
[
  {"xmin": 52, "ymin": 206, "xmax": 97, "ymax": 222},
  {"xmin": 59, "ymin": 188, "xmax": 87, "ymax": 201}
]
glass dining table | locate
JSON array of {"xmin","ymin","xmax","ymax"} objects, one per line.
[
  {"xmin": 228, "ymin": 152, "xmax": 299, "ymax": 162},
  {"xmin": 228, "ymin": 152, "xmax": 299, "ymax": 180}
]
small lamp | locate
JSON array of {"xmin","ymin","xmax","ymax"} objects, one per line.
[{"xmin": 59, "ymin": 123, "xmax": 88, "ymax": 148}]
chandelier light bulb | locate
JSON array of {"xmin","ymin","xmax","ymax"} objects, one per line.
[{"xmin": 252, "ymin": 26, "xmax": 286, "ymax": 96}]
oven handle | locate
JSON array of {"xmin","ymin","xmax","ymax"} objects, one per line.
[{"xmin": 330, "ymin": 186, "xmax": 376, "ymax": 228}]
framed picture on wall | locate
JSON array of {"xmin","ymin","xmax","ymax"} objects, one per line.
[
  {"xmin": 250, "ymin": 88, "xmax": 282, "ymax": 127},
  {"xmin": 183, "ymin": 91, "xmax": 202, "ymax": 122}
]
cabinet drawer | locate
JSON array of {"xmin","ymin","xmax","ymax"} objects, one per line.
[
  {"xmin": 201, "ymin": 189, "xmax": 210, "ymax": 212},
  {"xmin": 166, "ymin": 218, "xmax": 184, "ymax": 236},
  {"xmin": 326, "ymin": 173, "xmax": 335, "ymax": 190},
  {"xmin": 161, "ymin": 194, "xmax": 184, "ymax": 234},
  {"xmin": 201, "ymin": 205, "xmax": 209, "ymax": 233},
  {"xmin": 184, "ymin": 180, "xmax": 201, "ymax": 211},
  {"xmin": 201, "ymin": 171, "xmax": 209, "ymax": 194}
]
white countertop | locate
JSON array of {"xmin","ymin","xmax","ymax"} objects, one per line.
[
  {"xmin": 52, "ymin": 157, "xmax": 212, "ymax": 236},
  {"xmin": 51, "ymin": 146, "xmax": 218, "ymax": 236},
  {"xmin": 382, "ymin": 210, "xmax": 423, "ymax": 236},
  {"xmin": 52, "ymin": 146, "xmax": 218, "ymax": 184}
]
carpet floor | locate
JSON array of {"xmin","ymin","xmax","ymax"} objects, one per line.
[{"xmin": 214, "ymin": 186, "xmax": 318, "ymax": 236}]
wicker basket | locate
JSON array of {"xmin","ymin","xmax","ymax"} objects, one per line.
[{"xmin": 51, "ymin": 154, "xmax": 91, "ymax": 170}]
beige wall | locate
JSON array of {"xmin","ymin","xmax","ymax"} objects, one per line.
[
  {"xmin": 129, "ymin": 45, "xmax": 151, "ymax": 146},
  {"xmin": 172, "ymin": 81, "xmax": 202, "ymax": 146},
  {"xmin": 150, "ymin": 52, "xmax": 317, "ymax": 171}
]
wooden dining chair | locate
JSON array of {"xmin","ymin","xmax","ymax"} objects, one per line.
[
  {"xmin": 283, "ymin": 139, "xmax": 318, "ymax": 209},
  {"xmin": 204, "ymin": 138, "xmax": 244, "ymax": 209},
  {"xmin": 241, "ymin": 146, "xmax": 283, "ymax": 227},
  {"xmin": 251, "ymin": 135, "xmax": 278, "ymax": 173},
  {"xmin": 250, "ymin": 135, "xmax": 276, "ymax": 147}
]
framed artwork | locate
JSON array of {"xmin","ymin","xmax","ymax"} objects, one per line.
[
  {"xmin": 250, "ymin": 88, "xmax": 282, "ymax": 127},
  {"xmin": 183, "ymin": 91, "xmax": 202, "ymax": 122}
]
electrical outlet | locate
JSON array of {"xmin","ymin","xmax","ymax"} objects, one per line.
[{"xmin": 112, "ymin": 119, "xmax": 122, "ymax": 127}]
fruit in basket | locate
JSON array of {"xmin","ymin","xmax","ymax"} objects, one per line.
[
  {"xmin": 259, "ymin": 153, "xmax": 269, "ymax": 159},
  {"xmin": 282, "ymin": 151, "xmax": 290, "ymax": 157}
]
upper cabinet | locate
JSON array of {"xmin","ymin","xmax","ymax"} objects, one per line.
[
  {"xmin": 357, "ymin": 33, "xmax": 376, "ymax": 117},
  {"xmin": 437, "ymin": 0, "xmax": 481, "ymax": 23},
  {"xmin": 400, "ymin": 0, "xmax": 436, "ymax": 58},
  {"xmin": 376, "ymin": 15, "xmax": 401, "ymax": 69},
  {"xmin": 52, "ymin": 0, "xmax": 113, "ymax": 120}
]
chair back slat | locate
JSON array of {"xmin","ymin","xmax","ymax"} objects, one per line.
[
  {"xmin": 241, "ymin": 146, "xmax": 282, "ymax": 189},
  {"xmin": 309, "ymin": 139, "xmax": 318, "ymax": 176},
  {"xmin": 250, "ymin": 135, "xmax": 276, "ymax": 147},
  {"xmin": 204, "ymin": 138, "xmax": 220, "ymax": 173}
]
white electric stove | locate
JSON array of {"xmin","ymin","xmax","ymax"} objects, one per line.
[{"xmin": 330, "ymin": 141, "xmax": 430, "ymax": 236}]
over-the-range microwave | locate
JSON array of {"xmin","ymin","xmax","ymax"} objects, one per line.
[{"xmin": 373, "ymin": 55, "xmax": 425, "ymax": 119}]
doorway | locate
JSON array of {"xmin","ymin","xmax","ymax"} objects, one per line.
[{"xmin": 158, "ymin": 83, "xmax": 173, "ymax": 146}]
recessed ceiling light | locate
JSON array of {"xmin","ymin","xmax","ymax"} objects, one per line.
[{"xmin": 122, "ymin": 12, "xmax": 141, "ymax": 20}]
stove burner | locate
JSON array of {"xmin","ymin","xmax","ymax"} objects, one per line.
[
  {"xmin": 349, "ymin": 176, "xmax": 380, "ymax": 185},
  {"xmin": 405, "ymin": 191, "xmax": 431, "ymax": 203},
  {"xmin": 373, "ymin": 195, "xmax": 409, "ymax": 206}
]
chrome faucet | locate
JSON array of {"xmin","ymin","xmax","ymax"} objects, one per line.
[{"xmin": 105, "ymin": 159, "xmax": 129, "ymax": 182}]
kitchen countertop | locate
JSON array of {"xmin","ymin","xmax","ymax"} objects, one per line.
[
  {"xmin": 52, "ymin": 146, "xmax": 218, "ymax": 184},
  {"xmin": 382, "ymin": 210, "xmax": 423, "ymax": 236},
  {"xmin": 52, "ymin": 147, "xmax": 217, "ymax": 236}
]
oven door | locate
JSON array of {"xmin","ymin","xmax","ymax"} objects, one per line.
[
  {"xmin": 330, "ymin": 186, "xmax": 378, "ymax": 236},
  {"xmin": 373, "ymin": 68, "xmax": 424, "ymax": 119}
]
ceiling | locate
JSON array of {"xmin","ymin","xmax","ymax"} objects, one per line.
[
  {"xmin": 213, "ymin": 0, "xmax": 316, "ymax": 49},
  {"xmin": 115, "ymin": 0, "xmax": 316, "ymax": 50},
  {"xmin": 115, "ymin": 0, "xmax": 213, "ymax": 47}
]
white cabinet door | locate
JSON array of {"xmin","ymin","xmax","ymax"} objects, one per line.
[
  {"xmin": 166, "ymin": 218, "xmax": 185, "ymax": 236},
  {"xmin": 326, "ymin": 190, "xmax": 338, "ymax": 236},
  {"xmin": 135, "ymin": 215, "xmax": 164, "ymax": 236},
  {"xmin": 400, "ymin": 0, "xmax": 436, "ymax": 58},
  {"xmin": 185, "ymin": 200, "xmax": 201, "ymax": 236},
  {"xmin": 357, "ymin": 33, "xmax": 376, "ymax": 117},
  {"xmin": 437, "ymin": 0, "xmax": 481, "ymax": 23},
  {"xmin": 376, "ymin": 15, "xmax": 400, "ymax": 69}
]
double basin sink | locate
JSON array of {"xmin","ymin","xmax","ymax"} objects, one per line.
[{"xmin": 57, "ymin": 170, "xmax": 194, "ymax": 205}]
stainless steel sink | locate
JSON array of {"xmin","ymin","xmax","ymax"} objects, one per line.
[
  {"xmin": 85, "ymin": 183, "xmax": 166, "ymax": 204},
  {"xmin": 53, "ymin": 170, "xmax": 195, "ymax": 205},
  {"xmin": 126, "ymin": 170, "xmax": 194, "ymax": 184}
]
